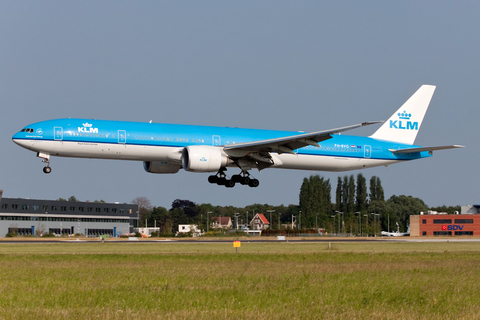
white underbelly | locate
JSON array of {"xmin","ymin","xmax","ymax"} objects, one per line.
[
  {"xmin": 274, "ymin": 154, "xmax": 401, "ymax": 172},
  {"xmin": 19, "ymin": 140, "xmax": 178, "ymax": 162}
]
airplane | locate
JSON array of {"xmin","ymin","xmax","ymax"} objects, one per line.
[
  {"xmin": 12, "ymin": 85, "xmax": 463, "ymax": 188},
  {"xmin": 381, "ymin": 223, "xmax": 410, "ymax": 237}
]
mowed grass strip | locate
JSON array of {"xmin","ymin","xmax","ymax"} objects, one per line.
[{"xmin": 0, "ymin": 242, "xmax": 479, "ymax": 319}]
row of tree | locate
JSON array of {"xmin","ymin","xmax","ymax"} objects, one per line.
[{"xmin": 130, "ymin": 174, "xmax": 459, "ymax": 236}]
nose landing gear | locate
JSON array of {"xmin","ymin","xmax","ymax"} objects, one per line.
[
  {"xmin": 42, "ymin": 159, "xmax": 51, "ymax": 174},
  {"xmin": 37, "ymin": 153, "xmax": 52, "ymax": 174},
  {"xmin": 43, "ymin": 165, "xmax": 52, "ymax": 174}
]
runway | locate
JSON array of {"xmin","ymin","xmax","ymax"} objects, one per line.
[{"xmin": 1, "ymin": 237, "xmax": 480, "ymax": 244}]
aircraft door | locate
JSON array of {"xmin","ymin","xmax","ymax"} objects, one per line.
[
  {"xmin": 364, "ymin": 145, "xmax": 371, "ymax": 158},
  {"xmin": 212, "ymin": 135, "xmax": 221, "ymax": 146},
  {"xmin": 118, "ymin": 130, "xmax": 126, "ymax": 144},
  {"xmin": 54, "ymin": 127, "xmax": 63, "ymax": 140}
]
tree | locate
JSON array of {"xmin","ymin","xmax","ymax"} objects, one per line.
[
  {"xmin": 347, "ymin": 175, "xmax": 355, "ymax": 214},
  {"xmin": 367, "ymin": 176, "xmax": 385, "ymax": 235},
  {"xmin": 68, "ymin": 196, "xmax": 79, "ymax": 202},
  {"xmin": 368, "ymin": 176, "xmax": 385, "ymax": 213},
  {"xmin": 385, "ymin": 195, "xmax": 428, "ymax": 232},
  {"xmin": 150, "ymin": 206, "xmax": 170, "ymax": 234},
  {"xmin": 335, "ymin": 177, "xmax": 342, "ymax": 212},
  {"xmin": 342, "ymin": 176, "xmax": 349, "ymax": 214},
  {"xmin": 171, "ymin": 199, "xmax": 197, "ymax": 218},
  {"xmin": 132, "ymin": 197, "xmax": 153, "ymax": 227},
  {"xmin": 356, "ymin": 173, "xmax": 367, "ymax": 212},
  {"xmin": 299, "ymin": 175, "xmax": 332, "ymax": 228}
]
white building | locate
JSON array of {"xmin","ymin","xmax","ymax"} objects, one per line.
[{"xmin": 177, "ymin": 224, "xmax": 202, "ymax": 237}]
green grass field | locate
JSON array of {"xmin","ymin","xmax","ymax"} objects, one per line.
[{"xmin": 0, "ymin": 241, "xmax": 479, "ymax": 319}]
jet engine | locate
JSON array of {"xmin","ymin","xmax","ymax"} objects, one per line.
[
  {"xmin": 182, "ymin": 146, "xmax": 229, "ymax": 172},
  {"xmin": 143, "ymin": 161, "xmax": 181, "ymax": 174}
]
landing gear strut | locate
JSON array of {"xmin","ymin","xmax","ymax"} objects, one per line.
[
  {"xmin": 42, "ymin": 158, "xmax": 52, "ymax": 174},
  {"xmin": 37, "ymin": 153, "xmax": 52, "ymax": 174},
  {"xmin": 208, "ymin": 169, "xmax": 259, "ymax": 188}
]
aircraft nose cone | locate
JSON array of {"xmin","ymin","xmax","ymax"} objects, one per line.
[{"xmin": 12, "ymin": 138, "xmax": 26, "ymax": 147}]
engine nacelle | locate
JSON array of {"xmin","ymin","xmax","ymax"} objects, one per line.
[
  {"xmin": 182, "ymin": 146, "xmax": 228, "ymax": 172},
  {"xmin": 143, "ymin": 161, "xmax": 181, "ymax": 174}
]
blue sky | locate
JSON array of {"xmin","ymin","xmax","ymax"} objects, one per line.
[{"xmin": 1, "ymin": 1, "xmax": 477, "ymax": 208}]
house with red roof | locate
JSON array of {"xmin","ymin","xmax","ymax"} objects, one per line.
[{"xmin": 250, "ymin": 213, "xmax": 270, "ymax": 230}]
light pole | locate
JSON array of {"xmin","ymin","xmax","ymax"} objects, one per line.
[
  {"xmin": 364, "ymin": 214, "xmax": 368, "ymax": 237},
  {"xmin": 278, "ymin": 212, "xmax": 281, "ymax": 230},
  {"xmin": 267, "ymin": 210, "xmax": 275, "ymax": 230},
  {"xmin": 234, "ymin": 213, "xmax": 240, "ymax": 230},
  {"xmin": 371, "ymin": 213, "xmax": 379, "ymax": 237},
  {"xmin": 355, "ymin": 212, "xmax": 361, "ymax": 237},
  {"xmin": 298, "ymin": 211, "xmax": 301, "ymax": 230},
  {"xmin": 370, "ymin": 213, "xmax": 375, "ymax": 237},
  {"xmin": 331, "ymin": 215, "xmax": 336, "ymax": 235},
  {"xmin": 335, "ymin": 211, "xmax": 343, "ymax": 236},
  {"xmin": 207, "ymin": 211, "xmax": 211, "ymax": 233},
  {"xmin": 315, "ymin": 213, "xmax": 319, "ymax": 230},
  {"xmin": 388, "ymin": 211, "xmax": 390, "ymax": 233}
]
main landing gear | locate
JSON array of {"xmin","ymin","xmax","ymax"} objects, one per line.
[{"xmin": 208, "ymin": 169, "xmax": 259, "ymax": 188}]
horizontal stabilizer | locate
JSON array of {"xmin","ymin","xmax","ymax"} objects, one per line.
[{"xmin": 389, "ymin": 145, "xmax": 464, "ymax": 154}]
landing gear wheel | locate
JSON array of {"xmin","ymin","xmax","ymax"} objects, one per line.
[
  {"xmin": 224, "ymin": 180, "xmax": 235, "ymax": 188},
  {"xmin": 241, "ymin": 176, "xmax": 251, "ymax": 185},
  {"xmin": 231, "ymin": 174, "xmax": 242, "ymax": 183},
  {"xmin": 216, "ymin": 177, "xmax": 227, "ymax": 186},
  {"xmin": 43, "ymin": 166, "xmax": 52, "ymax": 174},
  {"xmin": 208, "ymin": 175, "xmax": 218, "ymax": 184},
  {"xmin": 248, "ymin": 179, "xmax": 259, "ymax": 188}
]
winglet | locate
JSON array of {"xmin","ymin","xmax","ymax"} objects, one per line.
[{"xmin": 370, "ymin": 85, "xmax": 436, "ymax": 145}]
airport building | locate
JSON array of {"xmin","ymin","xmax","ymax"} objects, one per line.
[
  {"xmin": 410, "ymin": 205, "xmax": 480, "ymax": 236},
  {"xmin": 0, "ymin": 196, "xmax": 138, "ymax": 237}
]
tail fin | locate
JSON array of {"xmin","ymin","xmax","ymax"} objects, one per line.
[{"xmin": 370, "ymin": 85, "xmax": 436, "ymax": 145}]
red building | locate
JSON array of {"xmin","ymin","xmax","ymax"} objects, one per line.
[{"xmin": 410, "ymin": 214, "xmax": 480, "ymax": 236}]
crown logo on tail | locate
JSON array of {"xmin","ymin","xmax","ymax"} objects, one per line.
[{"xmin": 397, "ymin": 111, "xmax": 411, "ymax": 120}]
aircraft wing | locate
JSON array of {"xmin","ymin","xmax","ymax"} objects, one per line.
[
  {"xmin": 224, "ymin": 121, "xmax": 382, "ymax": 156},
  {"xmin": 389, "ymin": 145, "xmax": 464, "ymax": 154}
]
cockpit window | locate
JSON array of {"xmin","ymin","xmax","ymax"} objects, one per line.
[{"xmin": 20, "ymin": 128, "xmax": 34, "ymax": 133}]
